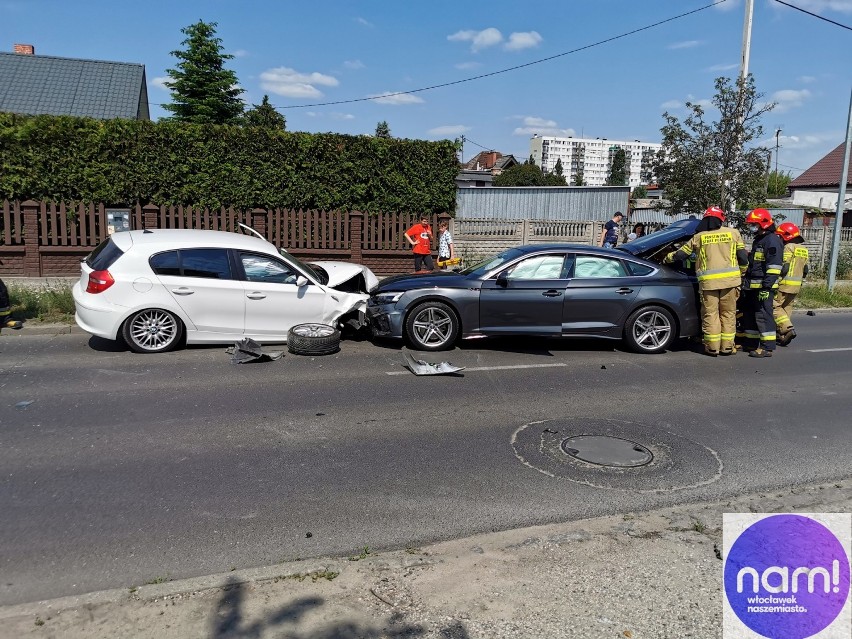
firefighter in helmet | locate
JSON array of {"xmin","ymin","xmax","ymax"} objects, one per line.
[
  {"xmin": 774, "ymin": 222, "xmax": 808, "ymax": 346},
  {"xmin": 739, "ymin": 208, "xmax": 784, "ymax": 358},
  {"xmin": 664, "ymin": 206, "xmax": 748, "ymax": 356}
]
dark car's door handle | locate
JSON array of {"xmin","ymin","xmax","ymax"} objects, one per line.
[
  {"xmin": 542, "ymin": 290, "xmax": 563, "ymax": 297},
  {"xmin": 616, "ymin": 288, "xmax": 634, "ymax": 295}
]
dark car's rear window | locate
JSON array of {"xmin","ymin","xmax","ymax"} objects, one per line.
[{"xmin": 86, "ymin": 238, "xmax": 124, "ymax": 270}]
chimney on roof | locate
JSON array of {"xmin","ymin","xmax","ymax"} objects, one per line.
[{"xmin": 14, "ymin": 43, "xmax": 35, "ymax": 55}]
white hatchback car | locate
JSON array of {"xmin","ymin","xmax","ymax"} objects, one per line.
[{"xmin": 73, "ymin": 229, "xmax": 379, "ymax": 353}]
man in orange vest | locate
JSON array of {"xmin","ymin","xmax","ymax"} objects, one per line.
[{"xmin": 664, "ymin": 206, "xmax": 748, "ymax": 356}]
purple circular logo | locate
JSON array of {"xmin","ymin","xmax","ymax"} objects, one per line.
[{"xmin": 725, "ymin": 514, "xmax": 850, "ymax": 638}]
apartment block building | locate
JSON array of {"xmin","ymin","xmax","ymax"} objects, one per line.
[{"xmin": 529, "ymin": 135, "xmax": 662, "ymax": 187}]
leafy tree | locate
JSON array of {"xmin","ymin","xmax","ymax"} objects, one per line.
[
  {"xmin": 632, "ymin": 185, "xmax": 648, "ymax": 199},
  {"xmin": 606, "ymin": 148, "xmax": 628, "ymax": 186},
  {"xmin": 375, "ymin": 121, "xmax": 391, "ymax": 138},
  {"xmin": 243, "ymin": 95, "xmax": 286, "ymax": 131},
  {"xmin": 652, "ymin": 75, "xmax": 774, "ymax": 215},
  {"xmin": 767, "ymin": 169, "xmax": 792, "ymax": 198},
  {"xmin": 571, "ymin": 168, "xmax": 585, "ymax": 186},
  {"xmin": 494, "ymin": 162, "xmax": 545, "ymax": 186},
  {"xmin": 554, "ymin": 157, "xmax": 564, "ymax": 178},
  {"xmin": 163, "ymin": 20, "xmax": 244, "ymax": 124}
]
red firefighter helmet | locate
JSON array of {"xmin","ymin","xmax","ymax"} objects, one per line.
[
  {"xmin": 776, "ymin": 222, "xmax": 801, "ymax": 242},
  {"xmin": 703, "ymin": 206, "xmax": 726, "ymax": 221},
  {"xmin": 745, "ymin": 208, "xmax": 774, "ymax": 230}
]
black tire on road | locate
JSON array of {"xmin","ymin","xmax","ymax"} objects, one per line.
[
  {"xmin": 623, "ymin": 305, "xmax": 676, "ymax": 354},
  {"xmin": 122, "ymin": 308, "xmax": 184, "ymax": 354},
  {"xmin": 287, "ymin": 323, "xmax": 341, "ymax": 355},
  {"xmin": 404, "ymin": 301, "xmax": 460, "ymax": 352}
]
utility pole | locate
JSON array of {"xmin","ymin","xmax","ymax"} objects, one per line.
[
  {"xmin": 827, "ymin": 87, "xmax": 852, "ymax": 291},
  {"xmin": 728, "ymin": 0, "xmax": 755, "ymax": 213},
  {"xmin": 460, "ymin": 135, "xmax": 465, "ymax": 165}
]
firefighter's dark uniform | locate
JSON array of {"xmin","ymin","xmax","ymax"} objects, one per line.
[
  {"xmin": 774, "ymin": 242, "xmax": 809, "ymax": 339},
  {"xmin": 739, "ymin": 230, "xmax": 784, "ymax": 353},
  {"xmin": 665, "ymin": 227, "xmax": 748, "ymax": 354},
  {"xmin": 0, "ymin": 278, "xmax": 21, "ymax": 330}
]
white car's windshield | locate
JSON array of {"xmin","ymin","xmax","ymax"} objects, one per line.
[{"xmin": 278, "ymin": 248, "xmax": 325, "ymax": 283}]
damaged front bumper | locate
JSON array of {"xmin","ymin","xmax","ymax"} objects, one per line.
[{"xmin": 365, "ymin": 299, "xmax": 405, "ymax": 339}]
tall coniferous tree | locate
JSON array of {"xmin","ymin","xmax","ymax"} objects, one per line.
[{"xmin": 164, "ymin": 20, "xmax": 244, "ymax": 124}]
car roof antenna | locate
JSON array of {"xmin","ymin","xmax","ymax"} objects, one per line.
[
  {"xmin": 238, "ymin": 222, "xmax": 269, "ymax": 243},
  {"xmin": 143, "ymin": 228, "xmax": 153, "ymax": 233}
]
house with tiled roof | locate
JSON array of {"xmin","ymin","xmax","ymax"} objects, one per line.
[
  {"xmin": 788, "ymin": 142, "xmax": 852, "ymax": 226},
  {"xmin": 0, "ymin": 45, "xmax": 149, "ymax": 120},
  {"xmin": 457, "ymin": 151, "xmax": 520, "ymax": 188}
]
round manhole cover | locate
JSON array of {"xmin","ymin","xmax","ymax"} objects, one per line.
[{"xmin": 561, "ymin": 435, "xmax": 653, "ymax": 467}]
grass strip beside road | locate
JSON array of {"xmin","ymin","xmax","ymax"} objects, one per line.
[
  {"xmin": 7, "ymin": 283, "xmax": 75, "ymax": 323},
  {"xmin": 797, "ymin": 283, "xmax": 852, "ymax": 309}
]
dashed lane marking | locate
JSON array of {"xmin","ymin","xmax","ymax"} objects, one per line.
[
  {"xmin": 806, "ymin": 347, "xmax": 852, "ymax": 353},
  {"xmin": 385, "ymin": 362, "xmax": 569, "ymax": 375}
]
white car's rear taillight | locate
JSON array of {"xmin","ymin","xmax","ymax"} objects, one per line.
[{"xmin": 86, "ymin": 270, "xmax": 115, "ymax": 294}]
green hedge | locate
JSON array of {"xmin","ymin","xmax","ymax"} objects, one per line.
[{"xmin": 0, "ymin": 113, "xmax": 458, "ymax": 214}]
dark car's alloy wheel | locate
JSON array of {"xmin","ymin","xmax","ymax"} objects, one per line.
[
  {"xmin": 405, "ymin": 301, "xmax": 459, "ymax": 351},
  {"xmin": 122, "ymin": 309, "xmax": 183, "ymax": 354},
  {"xmin": 624, "ymin": 305, "xmax": 675, "ymax": 354},
  {"xmin": 287, "ymin": 323, "xmax": 341, "ymax": 355}
]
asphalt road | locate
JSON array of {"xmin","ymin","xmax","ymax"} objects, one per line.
[{"xmin": 1, "ymin": 313, "xmax": 851, "ymax": 606}]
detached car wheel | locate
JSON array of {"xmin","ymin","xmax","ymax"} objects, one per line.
[
  {"xmin": 405, "ymin": 301, "xmax": 459, "ymax": 352},
  {"xmin": 122, "ymin": 309, "xmax": 183, "ymax": 354},
  {"xmin": 624, "ymin": 305, "xmax": 676, "ymax": 354},
  {"xmin": 287, "ymin": 323, "xmax": 341, "ymax": 355}
]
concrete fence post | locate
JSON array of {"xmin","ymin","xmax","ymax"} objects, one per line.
[{"xmin": 22, "ymin": 200, "xmax": 41, "ymax": 276}]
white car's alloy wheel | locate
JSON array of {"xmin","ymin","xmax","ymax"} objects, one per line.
[{"xmin": 123, "ymin": 309, "xmax": 182, "ymax": 353}]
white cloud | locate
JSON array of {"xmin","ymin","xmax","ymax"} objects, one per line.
[
  {"xmin": 455, "ymin": 61, "xmax": 482, "ymax": 70},
  {"xmin": 686, "ymin": 94, "xmax": 713, "ymax": 109},
  {"xmin": 713, "ymin": 0, "xmax": 741, "ymax": 11},
  {"xmin": 151, "ymin": 76, "xmax": 170, "ymax": 91},
  {"xmin": 798, "ymin": 75, "xmax": 817, "ymax": 83},
  {"xmin": 660, "ymin": 100, "xmax": 682, "ymax": 109},
  {"xmin": 448, "ymin": 28, "xmax": 503, "ymax": 53},
  {"xmin": 344, "ymin": 60, "xmax": 365, "ymax": 70},
  {"xmin": 332, "ymin": 112, "xmax": 355, "ymax": 120},
  {"xmin": 355, "ymin": 17, "xmax": 374, "ymax": 27},
  {"xmin": 368, "ymin": 91, "xmax": 424, "ymax": 105},
  {"xmin": 777, "ymin": 0, "xmax": 852, "ymax": 14},
  {"xmin": 706, "ymin": 63, "xmax": 739, "ymax": 72},
  {"xmin": 504, "ymin": 31, "xmax": 542, "ymax": 51},
  {"xmin": 260, "ymin": 67, "xmax": 339, "ymax": 99},
  {"xmin": 772, "ymin": 88, "xmax": 812, "ymax": 113},
  {"xmin": 512, "ymin": 116, "xmax": 575, "ymax": 137},
  {"xmin": 428, "ymin": 125, "xmax": 470, "ymax": 137},
  {"xmin": 232, "ymin": 49, "xmax": 249, "ymax": 58},
  {"xmin": 668, "ymin": 40, "xmax": 701, "ymax": 50}
]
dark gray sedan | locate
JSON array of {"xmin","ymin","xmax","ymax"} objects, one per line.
[{"xmin": 367, "ymin": 234, "xmax": 700, "ymax": 353}]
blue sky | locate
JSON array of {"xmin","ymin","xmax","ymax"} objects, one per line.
[{"xmin": 2, "ymin": 0, "xmax": 850, "ymax": 177}]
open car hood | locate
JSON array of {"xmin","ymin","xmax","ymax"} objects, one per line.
[
  {"xmin": 310, "ymin": 261, "xmax": 380, "ymax": 293},
  {"xmin": 617, "ymin": 219, "xmax": 699, "ymax": 262}
]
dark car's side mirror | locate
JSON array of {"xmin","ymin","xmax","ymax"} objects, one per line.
[{"xmin": 496, "ymin": 270, "xmax": 509, "ymax": 287}]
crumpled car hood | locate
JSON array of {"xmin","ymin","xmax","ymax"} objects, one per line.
[{"xmin": 310, "ymin": 261, "xmax": 380, "ymax": 292}]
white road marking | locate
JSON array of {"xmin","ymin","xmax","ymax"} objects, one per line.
[
  {"xmin": 807, "ymin": 347, "xmax": 852, "ymax": 353},
  {"xmin": 385, "ymin": 362, "xmax": 568, "ymax": 375}
]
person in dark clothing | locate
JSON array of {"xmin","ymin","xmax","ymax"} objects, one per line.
[
  {"xmin": 738, "ymin": 208, "xmax": 784, "ymax": 358},
  {"xmin": 0, "ymin": 278, "xmax": 22, "ymax": 330},
  {"xmin": 598, "ymin": 211, "xmax": 624, "ymax": 248}
]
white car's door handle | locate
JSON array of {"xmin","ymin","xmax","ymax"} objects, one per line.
[
  {"xmin": 246, "ymin": 292, "xmax": 267, "ymax": 300},
  {"xmin": 171, "ymin": 287, "xmax": 194, "ymax": 296}
]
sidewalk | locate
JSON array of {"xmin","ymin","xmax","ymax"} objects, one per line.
[{"xmin": 1, "ymin": 480, "xmax": 849, "ymax": 639}]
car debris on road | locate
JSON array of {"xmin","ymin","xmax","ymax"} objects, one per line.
[
  {"xmin": 226, "ymin": 338, "xmax": 285, "ymax": 364},
  {"xmin": 402, "ymin": 351, "xmax": 465, "ymax": 376}
]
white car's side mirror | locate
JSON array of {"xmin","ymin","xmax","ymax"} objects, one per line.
[{"xmin": 295, "ymin": 275, "xmax": 308, "ymax": 287}]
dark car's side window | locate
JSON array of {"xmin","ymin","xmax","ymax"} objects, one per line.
[
  {"xmin": 149, "ymin": 250, "xmax": 181, "ymax": 276},
  {"xmin": 573, "ymin": 256, "xmax": 628, "ymax": 278},
  {"xmin": 626, "ymin": 261, "xmax": 655, "ymax": 276},
  {"xmin": 179, "ymin": 249, "xmax": 232, "ymax": 279},
  {"xmin": 239, "ymin": 253, "xmax": 298, "ymax": 284},
  {"xmin": 506, "ymin": 254, "xmax": 566, "ymax": 280}
]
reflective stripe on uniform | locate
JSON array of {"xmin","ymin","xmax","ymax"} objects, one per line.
[
  {"xmin": 779, "ymin": 277, "xmax": 803, "ymax": 286},
  {"xmin": 721, "ymin": 332, "xmax": 735, "ymax": 340},
  {"xmin": 775, "ymin": 314, "xmax": 789, "ymax": 324},
  {"xmin": 697, "ymin": 267, "xmax": 741, "ymax": 281},
  {"xmin": 760, "ymin": 332, "xmax": 776, "ymax": 340}
]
